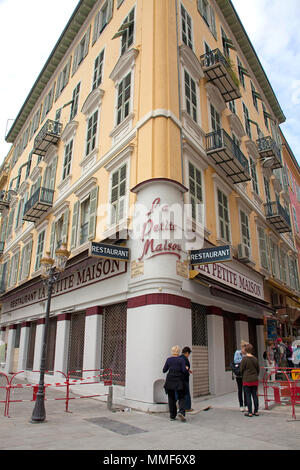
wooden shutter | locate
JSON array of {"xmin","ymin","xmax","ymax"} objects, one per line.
[
  {"xmin": 55, "ymin": 71, "xmax": 62, "ymax": 101},
  {"xmin": 24, "ymin": 241, "xmax": 33, "ymax": 280},
  {"xmin": 70, "ymin": 201, "xmax": 79, "ymax": 249},
  {"xmin": 49, "ymin": 222, "xmax": 56, "ymax": 258},
  {"xmin": 62, "ymin": 208, "xmax": 70, "ymax": 245},
  {"xmin": 83, "ymin": 25, "xmax": 91, "ymax": 60},
  {"xmin": 117, "ymin": 0, "xmax": 124, "ymax": 7},
  {"xmin": 92, "ymin": 10, "xmax": 101, "ymax": 45},
  {"xmin": 209, "ymin": 5, "xmax": 217, "ymax": 38},
  {"xmin": 197, "ymin": 0, "xmax": 204, "ymax": 16},
  {"xmin": 107, "ymin": 0, "xmax": 114, "ymax": 23},
  {"xmin": 49, "ymin": 156, "xmax": 58, "ymax": 190},
  {"xmin": 0, "ymin": 215, "xmax": 7, "ymax": 241},
  {"xmin": 72, "ymin": 44, "xmax": 80, "ymax": 76},
  {"xmin": 88, "ymin": 186, "xmax": 99, "ymax": 240},
  {"xmin": 6, "ymin": 208, "xmax": 15, "ymax": 239},
  {"xmin": 18, "ymin": 246, "xmax": 25, "ymax": 282}
]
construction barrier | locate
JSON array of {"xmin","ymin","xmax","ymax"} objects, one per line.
[
  {"xmin": 0, "ymin": 368, "xmax": 113, "ymax": 418},
  {"xmin": 260, "ymin": 367, "xmax": 300, "ymax": 420}
]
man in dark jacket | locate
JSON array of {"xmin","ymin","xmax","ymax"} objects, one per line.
[{"xmin": 180, "ymin": 347, "xmax": 193, "ymax": 412}]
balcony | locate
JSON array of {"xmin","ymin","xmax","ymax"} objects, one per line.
[
  {"xmin": 23, "ymin": 187, "xmax": 54, "ymax": 223},
  {"xmin": 0, "ymin": 190, "xmax": 12, "ymax": 211},
  {"xmin": 256, "ymin": 136, "xmax": 282, "ymax": 169},
  {"xmin": 264, "ymin": 201, "xmax": 291, "ymax": 233},
  {"xmin": 206, "ymin": 129, "xmax": 251, "ymax": 184},
  {"xmin": 200, "ymin": 49, "xmax": 241, "ymax": 102},
  {"xmin": 33, "ymin": 120, "xmax": 62, "ymax": 157}
]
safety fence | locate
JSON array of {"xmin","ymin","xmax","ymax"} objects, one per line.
[
  {"xmin": 0, "ymin": 369, "xmax": 114, "ymax": 418},
  {"xmin": 259, "ymin": 367, "xmax": 300, "ymax": 421}
]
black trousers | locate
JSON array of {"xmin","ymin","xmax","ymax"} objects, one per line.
[
  {"xmin": 236, "ymin": 377, "xmax": 246, "ymax": 407},
  {"xmin": 167, "ymin": 389, "xmax": 185, "ymax": 419},
  {"xmin": 244, "ymin": 385, "xmax": 259, "ymax": 414}
]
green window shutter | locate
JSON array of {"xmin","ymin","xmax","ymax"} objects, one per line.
[
  {"xmin": 19, "ymin": 246, "xmax": 25, "ymax": 282},
  {"xmin": 21, "ymin": 241, "xmax": 33, "ymax": 281},
  {"xmin": 72, "ymin": 45, "xmax": 79, "ymax": 76},
  {"xmin": 0, "ymin": 215, "xmax": 7, "ymax": 241},
  {"xmin": 5, "ymin": 259, "xmax": 11, "ymax": 290},
  {"xmin": 70, "ymin": 201, "xmax": 79, "ymax": 250},
  {"xmin": 92, "ymin": 10, "xmax": 101, "ymax": 45},
  {"xmin": 49, "ymin": 222, "xmax": 56, "ymax": 258},
  {"xmin": 83, "ymin": 25, "xmax": 91, "ymax": 60},
  {"xmin": 6, "ymin": 208, "xmax": 15, "ymax": 239},
  {"xmin": 197, "ymin": 0, "xmax": 204, "ymax": 16},
  {"xmin": 88, "ymin": 186, "xmax": 99, "ymax": 240},
  {"xmin": 62, "ymin": 208, "xmax": 70, "ymax": 245},
  {"xmin": 65, "ymin": 56, "xmax": 72, "ymax": 88},
  {"xmin": 107, "ymin": 0, "xmax": 114, "ymax": 23},
  {"xmin": 55, "ymin": 71, "xmax": 62, "ymax": 101},
  {"xmin": 117, "ymin": 0, "xmax": 124, "ymax": 7},
  {"xmin": 209, "ymin": 5, "xmax": 217, "ymax": 39},
  {"xmin": 49, "ymin": 156, "xmax": 58, "ymax": 191}
]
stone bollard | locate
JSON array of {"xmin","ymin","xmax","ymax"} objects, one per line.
[{"xmin": 107, "ymin": 386, "xmax": 113, "ymax": 411}]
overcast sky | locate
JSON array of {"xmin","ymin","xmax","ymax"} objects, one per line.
[{"xmin": 0, "ymin": 0, "xmax": 299, "ymax": 165}]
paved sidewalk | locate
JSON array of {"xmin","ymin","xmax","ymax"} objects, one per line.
[{"xmin": 0, "ymin": 383, "xmax": 299, "ymax": 450}]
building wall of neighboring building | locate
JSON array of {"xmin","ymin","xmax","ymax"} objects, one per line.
[{"xmin": 0, "ymin": 0, "xmax": 299, "ymax": 406}]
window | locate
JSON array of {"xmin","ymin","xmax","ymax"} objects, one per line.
[
  {"xmin": 243, "ymin": 103, "xmax": 251, "ymax": 138},
  {"xmin": 6, "ymin": 208, "xmax": 15, "ymax": 239},
  {"xmin": 63, "ymin": 140, "xmax": 73, "ymax": 180},
  {"xmin": 280, "ymin": 250, "xmax": 287, "ymax": 283},
  {"xmin": 257, "ymin": 227, "xmax": 269, "ymax": 270},
  {"xmin": 116, "ymin": 73, "xmax": 131, "ymax": 125},
  {"xmin": 19, "ymin": 241, "xmax": 33, "ymax": 281},
  {"xmin": 240, "ymin": 210, "xmax": 250, "ymax": 250},
  {"xmin": 181, "ymin": 5, "xmax": 193, "ymax": 50},
  {"xmin": 92, "ymin": 0, "xmax": 113, "ymax": 45},
  {"xmin": 293, "ymin": 206, "xmax": 299, "ymax": 233},
  {"xmin": 41, "ymin": 83, "xmax": 55, "ymax": 122},
  {"xmin": 251, "ymin": 82, "xmax": 258, "ymax": 111},
  {"xmin": 111, "ymin": 164, "xmax": 127, "ymax": 225},
  {"xmin": 217, "ymin": 189, "xmax": 230, "ymax": 242},
  {"xmin": 270, "ymin": 240, "xmax": 280, "ymax": 279},
  {"xmin": 210, "ymin": 104, "xmax": 221, "ymax": 132},
  {"xmin": 92, "ymin": 50, "xmax": 105, "ymax": 90},
  {"xmin": 80, "ymin": 197, "xmax": 90, "ymax": 245},
  {"xmin": 45, "ymin": 317, "xmax": 57, "ymax": 374},
  {"xmin": 35, "ymin": 230, "xmax": 45, "ymax": 271},
  {"xmin": 184, "ymin": 71, "xmax": 197, "ymax": 122},
  {"xmin": 228, "ymin": 100, "xmax": 236, "ymax": 114},
  {"xmin": 43, "ymin": 157, "xmax": 57, "ymax": 191},
  {"xmin": 55, "ymin": 57, "xmax": 72, "ymax": 101},
  {"xmin": 85, "ymin": 110, "xmax": 98, "ymax": 156},
  {"xmin": 50, "ymin": 208, "xmax": 70, "ymax": 256},
  {"xmin": 262, "ymin": 103, "xmax": 270, "ymax": 130},
  {"xmin": 72, "ymin": 26, "xmax": 91, "ymax": 76},
  {"xmin": 15, "ymin": 198, "xmax": 24, "ymax": 230},
  {"xmin": 264, "ymin": 177, "xmax": 271, "ymax": 203},
  {"xmin": 121, "ymin": 8, "xmax": 135, "ymax": 55},
  {"xmin": 29, "ymin": 108, "xmax": 41, "ymax": 140},
  {"xmin": 70, "ymin": 83, "xmax": 80, "ymax": 121},
  {"xmin": 8, "ymin": 251, "xmax": 20, "ymax": 288},
  {"xmin": 237, "ymin": 57, "xmax": 245, "ymax": 89},
  {"xmin": 189, "ymin": 162, "xmax": 203, "ymax": 222},
  {"xmin": 249, "ymin": 157, "xmax": 259, "ymax": 195},
  {"xmin": 221, "ymin": 27, "xmax": 236, "ymax": 57}
]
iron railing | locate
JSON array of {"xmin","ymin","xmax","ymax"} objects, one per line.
[
  {"xmin": 264, "ymin": 201, "xmax": 291, "ymax": 227},
  {"xmin": 200, "ymin": 48, "xmax": 240, "ymax": 89},
  {"xmin": 33, "ymin": 119, "xmax": 62, "ymax": 151},
  {"xmin": 256, "ymin": 136, "xmax": 282, "ymax": 163},
  {"xmin": 0, "ymin": 241, "xmax": 4, "ymax": 255},
  {"xmin": 206, "ymin": 129, "xmax": 250, "ymax": 173},
  {"xmin": 24, "ymin": 187, "xmax": 54, "ymax": 216}
]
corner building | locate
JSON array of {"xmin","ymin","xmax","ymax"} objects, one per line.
[{"xmin": 1, "ymin": 0, "xmax": 299, "ymax": 411}]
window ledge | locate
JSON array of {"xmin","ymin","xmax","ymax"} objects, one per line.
[
  {"xmin": 181, "ymin": 111, "xmax": 205, "ymax": 147},
  {"xmin": 110, "ymin": 112, "xmax": 134, "ymax": 145},
  {"xmin": 71, "ymin": 241, "xmax": 91, "ymax": 258},
  {"xmin": 80, "ymin": 148, "xmax": 98, "ymax": 174},
  {"xmin": 58, "ymin": 175, "xmax": 72, "ymax": 195}
]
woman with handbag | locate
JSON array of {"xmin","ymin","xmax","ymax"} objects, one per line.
[
  {"xmin": 233, "ymin": 341, "xmax": 247, "ymax": 412},
  {"xmin": 240, "ymin": 343, "xmax": 260, "ymax": 417},
  {"xmin": 163, "ymin": 345, "xmax": 187, "ymax": 422}
]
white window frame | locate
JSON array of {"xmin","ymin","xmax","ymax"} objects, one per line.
[
  {"xmin": 239, "ymin": 208, "xmax": 251, "ymax": 253},
  {"xmin": 120, "ymin": 7, "xmax": 135, "ymax": 56},
  {"xmin": 92, "ymin": 48, "xmax": 105, "ymax": 91},
  {"xmin": 180, "ymin": 3, "xmax": 194, "ymax": 50},
  {"xmin": 35, "ymin": 230, "xmax": 46, "ymax": 272}
]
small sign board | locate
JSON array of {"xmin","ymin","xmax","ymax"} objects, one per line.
[
  {"xmin": 190, "ymin": 245, "xmax": 232, "ymax": 266},
  {"xmin": 131, "ymin": 261, "xmax": 144, "ymax": 278},
  {"xmin": 176, "ymin": 260, "xmax": 189, "ymax": 279},
  {"xmin": 89, "ymin": 242, "xmax": 130, "ymax": 262}
]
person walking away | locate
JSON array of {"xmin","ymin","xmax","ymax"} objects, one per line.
[
  {"xmin": 233, "ymin": 341, "xmax": 247, "ymax": 412},
  {"xmin": 163, "ymin": 346, "xmax": 187, "ymax": 422},
  {"xmin": 240, "ymin": 344, "xmax": 260, "ymax": 417},
  {"xmin": 292, "ymin": 342, "xmax": 300, "ymax": 369},
  {"xmin": 285, "ymin": 339, "xmax": 294, "ymax": 375},
  {"xmin": 265, "ymin": 340, "xmax": 276, "ymax": 381},
  {"xmin": 180, "ymin": 347, "xmax": 193, "ymax": 412}
]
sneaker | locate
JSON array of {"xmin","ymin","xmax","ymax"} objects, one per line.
[
  {"xmin": 170, "ymin": 417, "xmax": 176, "ymax": 421},
  {"xmin": 240, "ymin": 407, "xmax": 246, "ymax": 412},
  {"xmin": 177, "ymin": 412, "xmax": 186, "ymax": 422}
]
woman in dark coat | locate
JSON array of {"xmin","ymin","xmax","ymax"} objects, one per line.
[
  {"xmin": 163, "ymin": 345, "xmax": 187, "ymax": 421},
  {"xmin": 240, "ymin": 343, "xmax": 260, "ymax": 417}
]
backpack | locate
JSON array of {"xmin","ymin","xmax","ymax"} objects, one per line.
[
  {"xmin": 286, "ymin": 347, "xmax": 292, "ymax": 359},
  {"xmin": 230, "ymin": 361, "xmax": 241, "ymax": 378},
  {"xmin": 263, "ymin": 351, "xmax": 267, "ymax": 360}
]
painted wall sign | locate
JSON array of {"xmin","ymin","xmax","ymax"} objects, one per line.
[
  {"xmin": 89, "ymin": 242, "xmax": 130, "ymax": 262},
  {"xmin": 2, "ymin": 257, "xmax": 127, "ymax": 314},
  {"xmin": 190, "ymin": 246, "xmax": 232, "ymax": 265},
  {"xmin": 131, "ymin": 261, "xmax": 144, "ymax": 278},
  {"xmin": 193, "ymin": 261, "xmax": 264, "ymax": 300},
  {"xmin": 139, "ymin": 198, "xmax": 183, "ymax": 261}
]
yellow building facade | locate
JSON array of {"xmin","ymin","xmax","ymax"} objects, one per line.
[{"xmin": 0, "ymin": 0, "xmax": 299, "ymax": 409}]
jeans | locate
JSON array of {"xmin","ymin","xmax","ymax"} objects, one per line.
[
  {"xmin": 236, "ymin": 377, "xmax": 246, "ymax": 407},
  {"xmin": 167, "ymin": 389, "xmax": 185, "ymax": 419},
  {"xmin": 175, "ymin": 382, "xmax": 191, "ymax": 410},
  {"xmin": 244, "ymin": 385, "xmax": 259, "ymax": 414}
]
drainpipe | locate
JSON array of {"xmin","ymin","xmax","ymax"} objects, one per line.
[{"xmin": 175, "ymin": 0, "xmax": 184, "ymax": 186}]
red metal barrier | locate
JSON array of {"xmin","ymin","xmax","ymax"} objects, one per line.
[
  {"xmin": 1, "ymin": 369, "xmax": 113, "ymax": 418},
  {"xmin": 261, "ymin": 367, "xmax": 297, "ymax": 420}
]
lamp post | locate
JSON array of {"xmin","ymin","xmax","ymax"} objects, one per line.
[{"xmin": 31, "ymin": 244, "xmax": 70, "ymax": 424}]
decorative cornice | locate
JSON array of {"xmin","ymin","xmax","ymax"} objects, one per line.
[
  {"xmin": 228, "ymin": 113, "xmax": 246, "ymax": 140},
  {"xmin": 179, "ymin": 44, "xmax": 204, "ymax": 80},
  {"xmin": 81, "ymin": 88, "xmax": 104, "ymax": 116},
  {"xmin": 109, "ymin": 48, "xmax": 139, "ymax": 83},
  {"xmin": 61, "ymin": 120, "xmax": 79, "ymax": 143}
]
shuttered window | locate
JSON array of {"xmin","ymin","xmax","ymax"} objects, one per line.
[
  {"xmin": 70, "ymin": 83, "xmax": 81, "ymax": 121},
  {"xmin": 72, "ymin": 26, "xmax": 91, "ymax": 76},
  {"xmin": 63, "ymin": 140, "xmax": 73, "ymax": 180},
  {"xmin": 35, "ymin": 230, "xmax": 45, "ymax": 271},
  {"xmin": 92, "ymin": 0, "xmax": 113, "ymax": 45},
  {"xmin": 110, "ymin": 165, "xmax": 127, "ymax": 225},
  {"xmin": 19, "ymin": 241, "xmax": 32, "ymax": 281},
  {"xmin": 240, "ymin": 210, "xmax": 250, "ymax": 249},
  {"xmin": 85, "ymin": 110, "xmax": 98, "ymax": 156},
  {"xmin": 117, "ymin": 73, "xmax": 131, "ymax": 125},
  {"xmin": 8, "ymin": 251, "xmax": 20, "ymax": 288},
  {"xmin": 92, "ymin": 50, "xmax": 105, "ymax": 90},
  {"xmin": 250, "ymin": 157, "xmax": 259, "ymax": 195},
  {"xmin": 243, "ymin": 103, "xmax": 252, "ymax": 138},
  {"xmin": 121, "ymin": 8, "xmax": 135, "ymax": 55},
  {"xmin": 80, "ymin": 197, "xmax": 90, "ymax": 245},
  {"xmin": 197, "ymin": 0, "xmax": 217, "ymax": 39},
  {"xmin": 70, "ymin": 187, "xmax": 98, "ymax": 249},
  {"xmin": 217, "ymin": 189, "xmax": 230, "ymax": 242},
  {"xmin": 189, "ymin": 162, "xmax": 202, "ymax": 222},
  {"xmin": 181, "ymin": 5, "xmax": 193, "ymax": 50},
  {"xmin": 6, "ymin": 208, "xmax": 15, "ymax": 239},
  {"xmin": 55, "ymin": 57, "xmax": 72, "ymax": 101},
  {"xmin": 191, "ymin": 304, "xmax": 209, "ymax": 397},
  {"xmin": 185, "ymin": 71, "xmax": 197, "ymax": 122},
  {"xmin": 257, "ymin": 227, "xmax": 269, "ymax": 270},
  {"xmin": 41, "ymin": 83, "xmax": 56, "ymax": 123}
]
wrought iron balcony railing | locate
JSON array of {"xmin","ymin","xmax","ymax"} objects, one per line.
[
  {"xmin": 0, "ymin": 190, "xmax": 12, "ymax": 210},
  {"xmin": 0, "ymin": 241, "xmax": 4, "ymax": 255},
  {"xmin": 33, "ymin": 120, "xmax": 62, "ymax": 157},
  {"xmin": 256, "ymin": 136, "xmax": 282, "ymax": 169},
  {"xmin": 200, "ymin": 48, "xmax": 241, "ymax": 102},
  {"xmin": 206, "ymin": 129, "xmax": 251, "ymax": 184},
  {"xmin": 264, "ymin": 201, "xmax": 291, "ymax": 233},
  {"xmin": 23, "ymin": 187, "xmax": 54, "ymax": 223}
]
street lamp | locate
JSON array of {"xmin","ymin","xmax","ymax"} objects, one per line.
[{"xmin": 31, "ymin": 244, "xmax": 70, "ymax": 424}]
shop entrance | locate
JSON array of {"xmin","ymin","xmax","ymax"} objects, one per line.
[
  {"xmin": 191, "ymin": 303, "xmax": 209, "ymax": 397},
  {"xmin": 68, "ymin": 312, "xmax": 86, "ymax": 378}
]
